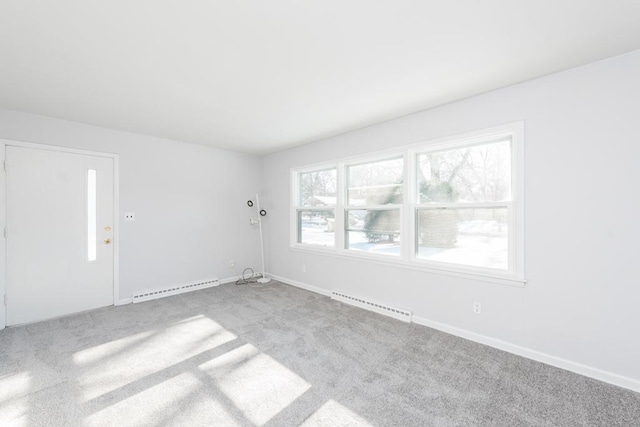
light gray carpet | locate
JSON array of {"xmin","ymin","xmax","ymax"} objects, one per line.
[{"xmin": 1, "ymin": 280, "xmax": 639, "ymax": 426}]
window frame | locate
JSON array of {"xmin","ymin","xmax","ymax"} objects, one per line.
[
  {"xmin": 290, "ymin": 122, "xmax": 525, "ymax": 286},
  {"xmin": 343, "ymin": 154, "xmax": 404, "ymax": 258},
  {"xmin": 290, "ymin": 165, "xmax": 338, "ymax": 250}
]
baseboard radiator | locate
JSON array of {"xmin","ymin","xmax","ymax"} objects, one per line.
[
  {"xmin": 331, "ymin": 291, "xmax": 412, "ymax": 322},
  {"xmin": 133, "ymin": 278, "xmax": 220, "ymax": 303}
]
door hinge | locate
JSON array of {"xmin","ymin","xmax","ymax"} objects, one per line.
[
  {"xmin": 3, "ymin": 294, "xmax": 6, "ymax": 306},
  {"xmin": 3, "ymin": 226, "xmax": 6, "ymax": 239},
  {"xmin": 3, "ymin": 160, "xmax": 6, "ymax": 172}
]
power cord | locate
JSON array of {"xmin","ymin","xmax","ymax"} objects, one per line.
[{"xmin": 235, "ymin": 267, "xmax": 267, "ymax": 288}]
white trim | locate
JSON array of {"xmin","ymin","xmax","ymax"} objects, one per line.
[
  {"xmin": 403, "ymin": 150, "xmax": 414, "ymax": 263},
  {"xmin": 116, "ymin": 297, "xmax": 133, "ymax": 306},
  {"xmin": 344, "ymin": 204, "xmax": 401, "ymax": 211},
  {"xmin": 219, "ymin": 272, "xmax": 266, "ymax": 285},
  {"xmin": 2, "ymin": 140, "xmax": 118, "ymax": 158},
  {"xmin": 290, "ymin": 168, "xmax": 297, "ymax": 247},
  {"xmin": 408, "ymin": 123, "xmax": 523, "ymax": 279},
  {"xmin": 291, "ymin": 166, "xmax": 338, "ymax": 248},
  {"xmin": 0, "ymin": 145, "xmax": 6, "ymax": 330},
  {"xmin": 335, "ymin": 163, "xmax": 346, "ymax": 251},
  {"xmin": 112, "ymin": 153, "xmax": 121, "ymax": 305},
  {"xmin": 289, "ymin": 122, "xmax": 526, "ymax": 286},
  {"xmin": 289, "ymin": 122, "xmax": 523, "ymax": 173},
  {"xmin": 410, "ymin": 123, "xmax": 518, "ymax": 153},
  {"xmin": 413, "ymin": 201, "xmax": 510, "ymax": 209},
  {"xmin": 219, "ymin": 276, "xmax": 240, "ymax": 285},
  {"xmin": 268, "ymin": 274, "xmax": 332, "ymax": 297},
  {"xmin": 289, "ymin": 245, "xmax": 526, "ymax": 287},
  {"xmin": 412, "ymin": 315, "xmax": 640, "ymax": 393},
  {"xmin": 343, "ymin": 152, "xmax": 405, "ymax": 169},
  {"xmin": 270, "ymin": 273, "xmax": 640, "ymax": 393},
  {"xmin": 1, "ymin": 139, "xmax": 120, "ymax": 329},
  {"xmin": 513, "ymin": 121, "xmax": 526, "ymax": 280}
]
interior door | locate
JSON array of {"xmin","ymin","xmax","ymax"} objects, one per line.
[{"xmin": 6, "ymin": 145, "xmax": 114, "ymax": 326}]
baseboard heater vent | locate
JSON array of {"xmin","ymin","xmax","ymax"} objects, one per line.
[
  {"xmin": 133, "ymin": 278, "xmax": 220, "ymax": 303},
  {"xmin": 331, "ymin": 291, "xmax": 412, "ymax": 322}
]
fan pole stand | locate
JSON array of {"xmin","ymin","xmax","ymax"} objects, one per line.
[{"xmin": 254, "ymin": 193, "xmax": 271, "ymax": 284}]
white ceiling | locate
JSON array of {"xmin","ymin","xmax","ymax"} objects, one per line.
[{"xmin": 1, "ymin": 1, "xmax": 639, "ymax": 155}]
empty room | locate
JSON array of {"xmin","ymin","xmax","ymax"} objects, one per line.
[{"xmin": 1, "ymin": 1, "xmax": 640, "ymax": 426}]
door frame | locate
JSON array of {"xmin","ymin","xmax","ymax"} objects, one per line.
[{"xmin": 1, "ymin": 139, "xmax": 120, "ymax": 329}]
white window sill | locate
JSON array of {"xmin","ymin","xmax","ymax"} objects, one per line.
[{"xmin": 290, "ymin": 244, "xmax": 526, "ymax": 288}]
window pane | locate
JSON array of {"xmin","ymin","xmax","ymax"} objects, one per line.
[
  {"xmin": 299, "ymin": 169, "xmax": 337, "ymax": 207},
  {"xmin": 417, "ymin": 207, "xmax": 508, "ymax": 270},
  {"xmin": 298, "ymin": 210, "xmax": 335, "ymax": 247},
  {"xmin": 347, "ymin": 157, "xmax": 403, "ymax": 205},
  {"xmin": 417, "ymin": 140, "xmax": 511, "ymax": 203},
  {"xmin": 346, "ymin": 209, "xmax": 400, "ymax": 255},
  {"xmin": 87, "ymin": 169, "xmax": 97, "ymax": 261}
]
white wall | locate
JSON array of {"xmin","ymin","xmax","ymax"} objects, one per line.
[
  {"xmin": 261, "ymin": 50, "xmax": 640, "ymax": 389},
  {"xmin": 0, "ymin": 109, "xmax": 263, "ymax": 311}
]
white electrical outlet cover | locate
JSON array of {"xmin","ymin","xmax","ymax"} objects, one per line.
[{"xmin": 473, "ymin": 302, "xmax": 482, "ymax": 314}]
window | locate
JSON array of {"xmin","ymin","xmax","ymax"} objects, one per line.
[
  {"xmin": 87, "ymin": 169, "xmax": 97, "ymax": 261},
  {"xmin": 295, "ymin": 168, "xmax": 337, "ymax": 247},
  {"xmin": 415, "ymin": 139, "xmax": 511, "ymax": 270},
  {"xmin": 291, "ymin": 122, "xmax": 524, "ymax": 285},
  {"xmin": 345, "ymin": 157, "xmax": 403, "ymax": 256}
]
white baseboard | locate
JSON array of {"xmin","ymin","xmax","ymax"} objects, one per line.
[
  {"xmin": 269, "ymin": 274, "xmax": 640, "ymax": 393},
  {"xmin": 268, "ymin": 274, "xmax": 332, "ymax": 297},
  {"xmin": 93, "ymin": 276, "xmax": 239, "ymax": 307},
  {"xmin": 413, "ymin": 315, "xmax": 640, "ymax": 393},
  {"xmin": 219, "ymin": 276, "xmax": 240, "ymax": 285},
  {"xmin": 220, "ymin": 272, "xmax": 265, "ymax": 285}
]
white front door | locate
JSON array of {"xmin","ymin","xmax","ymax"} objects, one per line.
[{"xmin": 6, "ymin": 145, "xmax": 114, "ymax": 326}]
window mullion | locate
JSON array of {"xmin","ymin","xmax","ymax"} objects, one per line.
[
  {"xmin": 336, "ymin": 162, "xmax": 345, "ymax": 251},
  {"xmin": 403, "ymin": 149, "xmax": 413, "ymax": 262},
  {"xmin": 415, "ymin": 201, "xmax": 510, "ymax": 210},
  {"xmin": 345, "ymin": 204, "xmax": 401, "ymax": 210}
]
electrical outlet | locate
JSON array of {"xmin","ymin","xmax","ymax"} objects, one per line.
[
  {"xmin": 124, "ymin": 212, "xmax": 135, "ymax": 221},
  {"xmin": 229, "ymin": 260, "xmax": 235, "ymax": 268},
  {"xmin": 473, "ymin": 301, "xmax": 482, "ymax": 315},
  {"xmin": 301, "ymin": 264, "xmax": 306, "ymax": 273}
]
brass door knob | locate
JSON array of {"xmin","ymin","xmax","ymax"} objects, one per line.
[{"xmin": 104, "ymin": 239, "xmax": 111, "ymax": 244}]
